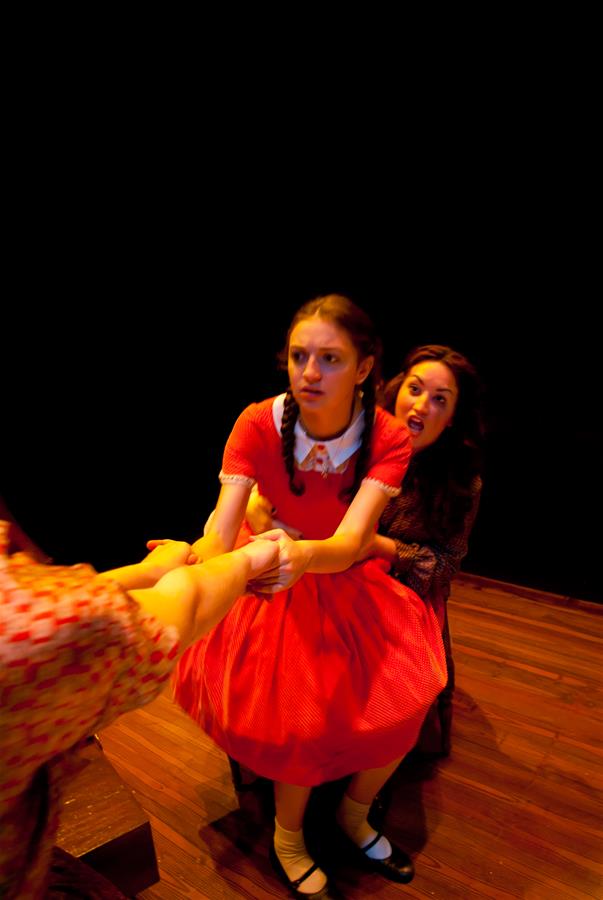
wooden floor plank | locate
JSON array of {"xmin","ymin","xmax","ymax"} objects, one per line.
[{"xmin": 99, "ymin": 576, "xmax": 603, "ymax": 899}]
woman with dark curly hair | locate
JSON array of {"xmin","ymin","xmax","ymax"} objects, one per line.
[{"xmin": 371, "ymin": 344, "xmax": 484, "ymax": 756}]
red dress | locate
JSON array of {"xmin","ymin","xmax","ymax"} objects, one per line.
[{"xmin": 174, "ymin": 397, "xmax": 447, "ymax": 786}]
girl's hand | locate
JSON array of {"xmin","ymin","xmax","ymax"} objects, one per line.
[
  {"xmin": 237, "ymin": 538, "xmax": 279, "ymax": 579},
  {"xmin": 247, "ymin": 529, "xmax": 309, "ymax": 593}
]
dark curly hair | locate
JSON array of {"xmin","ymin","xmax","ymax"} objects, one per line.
[
  {"xmin": 382, "ymin": 345, "xmax": 484, "ymax": 540},
  {"xmin": 278, "ymin": 294, "xmax": 382, "ymax": 503}
]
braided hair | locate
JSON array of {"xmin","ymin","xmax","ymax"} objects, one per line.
[{"xmin": 278, "ymin": 295, "xmax": 383, "ymax": 503}]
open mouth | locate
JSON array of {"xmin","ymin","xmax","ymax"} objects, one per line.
[{"xmin": 407, "ymin": 415, "xmax": 424, "ymax": 434}]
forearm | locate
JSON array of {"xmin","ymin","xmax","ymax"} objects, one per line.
[
  {"xmin": 251, "ymin": 482, "xmax": 390, "ymax": 590},
  {"xmin": 301, "ymin": 480, "xmax": 390, "ymax": 573},
  {"xmin": 188, "ymin": 551, "xmax": 253, "ymax": 636},
  {"xmin": 191, "ymin": 530, "xmax": 231, "ymax": 561},
  {"xmin": 298, "ymin": 534, "xmax": 364, "ymax": 574},
  {"xmin": 97, "ymin": 561, "xmax": 163, "ymax": 590},
  {"xmin": 129, "ymin": 551, "xmax": 252, "ymax": 651},
  {"xmin": 193, "ymin": 483, "xmax": 251, "ymax": 559},
  {"xmin": 369, "ymin": 533, "xmax": 398, "ymax": 566},
  {"xmin": 389, "ymin": 538, "xmax": 465, "ymax": 599},
  {"xmin": 368, "ymin": 532, "xmax": 433, "ymax": 593},
  {"xmin": 385, "ymin": 479, "xmax": 482, "ymax": 596},
  {"xmin": 403, "ymin": 484, "xmax": 482, "ymax": 595}
]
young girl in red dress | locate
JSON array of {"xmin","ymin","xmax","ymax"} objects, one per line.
[{"xmin": 173, "ymin": 295, "xmax": 447, "ymax": 897}]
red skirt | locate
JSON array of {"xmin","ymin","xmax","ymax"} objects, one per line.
[{"xmin": 174, "ymin": 559, "xmax": 446, "ymax": 786}]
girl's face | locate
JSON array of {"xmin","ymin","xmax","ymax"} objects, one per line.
[
  {"xmin": 288, "ymin": 315, "xmax": 373, "ymax": 430},
  {"xmin": 395, "ymin": 360, "xmax": 458, "ymax": 452}
]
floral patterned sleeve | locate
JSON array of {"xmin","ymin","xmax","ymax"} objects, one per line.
[
  {"xmin": 0, "ymin": 545, "xmax": 180, "ymax": 779},
  {"xmin": 388, "ymin": 477, "xmax": 482, "ymax": 600},
  {"xmin": 0, "ymin": 520, "xmax": 180, "ymax": 898}
]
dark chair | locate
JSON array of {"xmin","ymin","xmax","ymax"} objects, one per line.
[{"xmin": 410, "ymin": 609, "xmax": 455, "ymax": 759}]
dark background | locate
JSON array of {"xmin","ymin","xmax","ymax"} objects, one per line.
[
  {"xmin": 2, "ymin": 69, "xmax": 600, "ymax": 603},
  {"xmin": 3, "ymin": 241, "xmax": 600, "ymax": 604}
]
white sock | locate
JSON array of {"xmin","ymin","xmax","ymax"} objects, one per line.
[
  {"xmin": 336, "ymin": 793, "xmax": 392, "ymax": 860},
  {"xmin": 273, "ymin": 818, "xmax": 327, "ymax": 894}
]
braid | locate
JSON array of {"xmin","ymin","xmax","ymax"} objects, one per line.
[
  {"xmin": 279, "ymin": 294, "xmax": 383, "ymax": 503},
  {"xmin": 340, "ymin": 380, "xmax": 376, "ymax": 503},
  {"xmin": 281, "ymin": 390, "xmax": 305, "ymax": 496}
]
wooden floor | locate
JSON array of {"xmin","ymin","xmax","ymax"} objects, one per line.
[{"xmin": 100, "ymin": 575, "xmax": 603, "ymax": 899}]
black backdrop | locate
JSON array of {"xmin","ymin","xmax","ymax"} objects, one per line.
[
  {"xmin": 4, "ymin": 21, "xmax": 600, "ymax": 601},
  {"xmin": 3, "ymin": 246, "xmax": 600, "ymax": 604}
]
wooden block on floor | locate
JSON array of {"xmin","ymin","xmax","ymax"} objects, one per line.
[{"xmin": 56, "ymin": 737, "xmax": 159, "ymax": 896}]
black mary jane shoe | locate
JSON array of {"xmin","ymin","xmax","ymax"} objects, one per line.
[
  {"xmin": 346, "ymin": 831, "xmax": 415, "ymax": 884},
  {"xmin": 269, "ymin": 843, "xmax": 336, "ymax": 899}
]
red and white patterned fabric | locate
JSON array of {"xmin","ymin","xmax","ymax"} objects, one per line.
[{"xmin": 0, "ymin": 520, "xmax": 179, "ymax": 899}]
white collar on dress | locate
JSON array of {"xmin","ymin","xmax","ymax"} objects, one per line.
[{"xmin": 272, "ymin": 393, "xmax": 365, "ymax": 467}]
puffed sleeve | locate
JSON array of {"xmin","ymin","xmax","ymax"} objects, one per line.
[
  {"xmin": 219, "ymin": 403, "xmax": 266, "ymax": 488},
  {"xmin": 362, "ymin": 409, "xmax": 412, "ymax": 498}
]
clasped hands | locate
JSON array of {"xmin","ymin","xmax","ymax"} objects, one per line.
[
  {"xmin": 246, "ymin": 528, "xmax": 308, "ymax": 595},
  {"xmin": 144, "ymin": 529, "xmax": 307, "ymax": 596}
]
